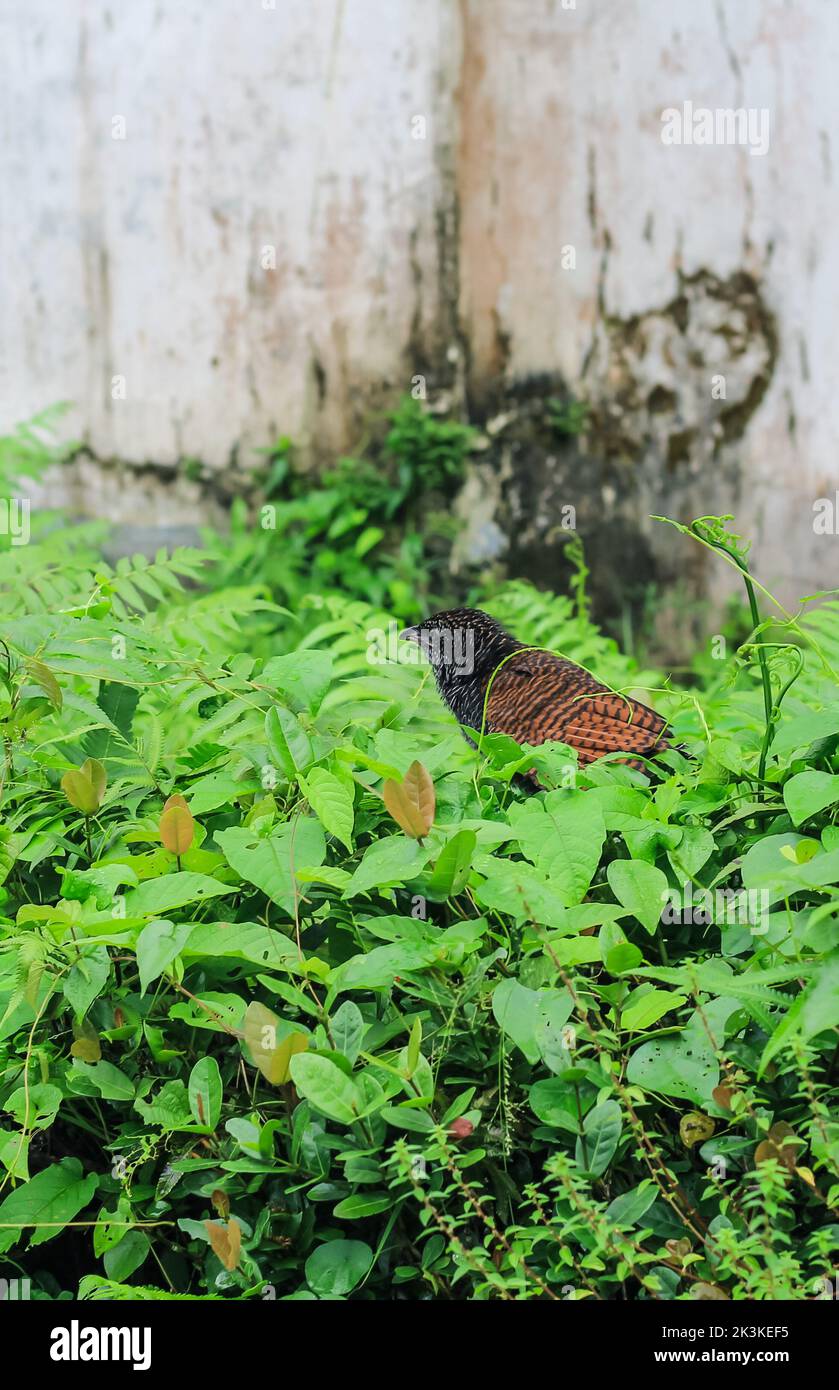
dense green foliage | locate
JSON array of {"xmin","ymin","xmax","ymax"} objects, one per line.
[{"xmin": 0, "ymin": 409, "xmax": 836, "ymax": 1301}]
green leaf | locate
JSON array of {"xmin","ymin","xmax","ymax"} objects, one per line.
[
  {"xmin": 290, "ymin": 1054, "xmax": 362, "ymax": 1124},
  {"xmin": 217, "ymin": 819, "xmax": 326, "ymax": 915},
  {"xmin": 188, "ymin": 1056, "xmax": 223, "ymax": 1130},
  {"xmin": 759, "ymin": 951, "xmax": 839, "ymax": 1073},
  {"xmin": 69, "ymin": 1062, "xmax": 135, "ymax": 1102},
  {"xmin": 626, "ymin": 1028, "xmax": 719, "ymax": 1104},
  {"xmin": 492, "ymin": 979, "xmax": 542, "ymax": 1063},
  {"xmin": 575, "ymin": 1099, "xmax": 622, "ymax": 1177},
  {"xmin": 427, "ymin": 829, "xmax": 476, "ymax": 898},
  {"xmin": 335, "ymin": 942, "xmax": 438, "ymax": 990},
  {"xmin": 509, "ymin": 791, "xmax": 606, "ymax": 906},
  {"xmin": 621, "ymin": 988, "xmax": 687, "ymax": 1032},
  {"xmin": 133, "ymin": 1080, "xmax": 194, "ymax": 1132},
  {"xmin": 305, "ymin": 1238, "xmax": 371, "ymax": 1297},
  {"xmin": 3, "ymin": 1083, "xmax": 62, "ymax": 1131},
  {"xmin": 605, "ymin": 1182, "xmax": 658, "ymax": 1227},
  {"xmin": 474, "ymin": 860, "xmax": 569, "ymax": 925},
  {"xmin": 103, "ymin": 1229, "xmax": 150, "ymax": 1282},
  {"xmin": 301, "ymin": 768, "xmax": 354, "ymax": 851},
  {"xmin": 265, "ymin": 705, "xmax": 314, "ymax": 777},
  {"xmin": 63, "ymin": 946, "xmax": 111, "ymax": 1015},
  {"xmin": 783, "ymin": 770, "xmax": 839, "ymax": 827},
  {"xmin": 529, "ymin": 1079, "xmax": 580, "ymax": 1133},
  {"xmin": 607, "ymin": 859, "xmax": 668, "ymax": 935},
  {"xmin": 0, "ymin": 1157, "xmax": 98, "ymax": 1252},
  {"xmin": 668, "ymin": 825, "xmax": 715, "ymax": 878},
  {"xmin": 264, "ymin": 651, "xmax": 334, "ymax": 714},
  {"xmin": 136, "ymin": 919, "xmax": 195, "ymax": 994},
  {"xmin": 123, "ymin": 873, "xmax": 234, "ymax": 920},
  {"xmin": 332, "ymin": 1193, "xmax": 393, "ymax": 1220},
  {"xmin": 331, "ymin": 1000, "xmax": 365, "ymax": 1065},
  {"xmin": 343, "ymin": 837, "xmax": 428, "ymax": 898}
]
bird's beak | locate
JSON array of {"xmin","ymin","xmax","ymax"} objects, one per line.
[{"xmin": 399, "ymin": 626, "xmax": 420, "ymax": 644}]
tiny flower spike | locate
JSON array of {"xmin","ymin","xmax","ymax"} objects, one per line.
[{"xmin": 400, "ymin": 608, "xmax": 673, "ymax": 774}]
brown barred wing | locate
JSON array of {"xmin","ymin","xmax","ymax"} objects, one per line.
[{"xmin": 485, "ymin": 648, "xmax": 670, "ymax": 766}]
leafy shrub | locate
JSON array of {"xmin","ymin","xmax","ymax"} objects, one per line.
[
  {"xmin": 202, "ymin": 396, "xmax": 476, "ymax": 631},
  {"xmin": 0, "ymin": 431, "xmax": 836, "ymax": 1301}
]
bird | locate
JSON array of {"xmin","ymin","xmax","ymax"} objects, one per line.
[{"xmin": 399, "ymin": 607, "xmax": 673, "ymax": 774}]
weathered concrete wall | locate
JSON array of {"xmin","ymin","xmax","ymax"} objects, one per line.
[
  {"xmin": 0, "ymin": 0, "xmax": 458, "ymax": 472},
  {"xmin": 453, "ymin": 0, "xmax": 839, "ymax": 630},
  {"xmin": 2, "ymin": 0, "xmax": 837, "ymax": 633}
]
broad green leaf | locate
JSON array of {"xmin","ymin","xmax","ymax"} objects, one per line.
[
  {"xmin": 332, "ymin": 1193, "xmax": 393, "ymax": 1220},
  {"xmin": 133, "ymin": 1080, "xmax": 194, "ymax": 1131},
  {"xmin": 509, "ymin": 791, "xmax": 606, "ymax": 906},
  {"xmin": 136, "ymin": 919, "xmax": 195, "ymax": 994},
  {"xmin": 69, "ymin": 1062, "xmax": 135, "ymax": 1102},
  {"xmin": 290, "ymin": 1054, "xmax": 362, "ymax": 1124},
  {"xmin": 265, "ymin": 705, "xmax": 314, "ymax": 776},
  {"xmin": 264, "ymin": 651, "xmax": 334, "ymax": 714},
  {"xmin": 343, "ymin": 837, "xmax": 427, "ymax": 898},
  {"xmin": 668, "ymin": 825, "xmax": 715, "ymax": 878},
  {"xmin": 474, "ymin": 860, "xmax": 569, "ymax": 925},
  {"xmin": 607, "ymin": 859, "xmax": 668, "ymax": 935},
  {"xmin": 188, "ymin": 1056, "xmax": 223, "ymax": 1129},
  {"xmin": 305, "ymin": 1238, "xmax": 371, "ymax": 1297},
  {"xmin": 0, "ymin": 1157, "xmax": 98, "ymax": 1252},
  {"xmin": 759, "ymin": 951, "xmax": 839, "ymax": 1073},
  {"xmin": 529, "ymin": 1079, "xmax": 580, "ymax": 1133},
  {"xmin": 492, "ymin": 979, "xmax": 544, "ymax": 1063},
  {"xmin": 427, "ymin": 829, "xmax": 476, "ymax": 899},
  {"xmin": 330, "ymin": 1000, "xmax": 365, "ymax": 1065},
  {"xmin": 104, "ymin": 1229, "xmax": 150, "ymax": 1281},
  {"xmin": 335, "ymin": 942, "xmax": 439, "ymax": 990},
  {"xmin": 575, "ymin": 1099, "xmax": 622, "ymax": 1177},
  {"xmin": 621, "ymin": 988, "xmax": 687, "ymax": 1032},
  {"xmin": 301, "ymin": 768, "xmax": 354, "ymax": 851},
  {"xmin": 122, "ymin": 873, "xmax": 234, "ymax": 920},
  {"xmin": 783, "ymin": 770, "xmax": 839, "ymax": 827},
  {"xmin": 63, "ymin": 946, "xmax": 111, "ymax": 1015},
  {"xmin": 183, "ymin": 922, "xmax": 296, "ymax": 969},
  {"xmin": 533, "ymin": 993, "xmax": 576, "ymax": 1073},
  {"xmin": 217, "ymin": 819, "xmax": 325, "ymax": 915},
  {"xmin": 3, "ymin": 1083, "xmax": 62, "ymax": 1131},
  {"xmin": 627, "ymin": 1029, "xmax": 719, "ymax": 1104},
  {"xmin": 605, "ymin": 1182, "xmax": 658, "ymax": 1227}
]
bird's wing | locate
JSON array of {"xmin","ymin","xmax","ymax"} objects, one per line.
[{"xmin": 485, "ymin": 649, "xmax": 670, "ymax": 765}]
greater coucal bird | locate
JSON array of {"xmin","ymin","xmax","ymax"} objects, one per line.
[{"xmin": 399, "ymin": 607, "xmax": 672, "ymax": 772}]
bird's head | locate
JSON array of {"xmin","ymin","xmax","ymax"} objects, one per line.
[{"xmin": 399, "ymin": 608, "xmax": 520, "ymax": 725}]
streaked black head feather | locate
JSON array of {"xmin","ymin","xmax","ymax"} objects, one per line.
[{"xmin": 400, "ymin": 607, "xmax": 521, "ymax": 729}]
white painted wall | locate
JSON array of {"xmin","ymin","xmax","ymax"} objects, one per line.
[
  {"xmin": 0, "ymin": 0, "xmax": 456, "ymax": 467},
  {"xmin": 1, "ymin": 0, "xmax": 837, "ymax": 611}
]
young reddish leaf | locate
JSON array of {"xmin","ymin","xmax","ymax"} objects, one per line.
[
  {"xmin": 211, "ymin": 1189, "xmax": 230, "ymax": 1219},
  {"xmin": 160, "ymin": 802, "xmax": 195, "ymax": 855},
  {"xmin": 679, "ymin": 1111, "xmax": 714, "ymax": 1148},
  {"xmin": 80, "ymin": 758, "xmax": 107, "ymax": 804},
  {"xmin": 71, "ymin": 1018, "xmax": 101, "ymax": 1062},
  {"xmin": 205, "ymin": 1217, "xmax": 242, "ymax": 1271},
  {"xmin": 25, "ymin": 658, "xmax": 62, "ymax": 710},
  {"xmin": 755, "ymin": 1122, "xmax": 798, "ymax": 1169},
  {"xmin": 382, "ymin": 760, "xmax": 435, "ymax": 838},
  {"xmin": 61, "ymin": 770, "xmax": 99, "ymax": 815},
  {"xmin": 243, "ymin": 1001, "xmax": 308, "ymax": 1085}
]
